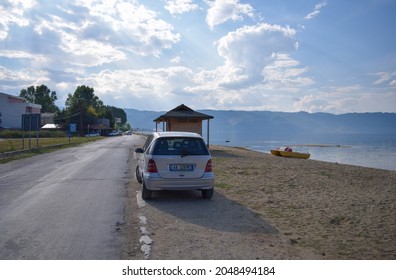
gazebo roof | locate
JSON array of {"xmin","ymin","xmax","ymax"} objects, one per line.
[{"xmin": 153, "ymin": 104, "xmax": 213, "ymax": 122}]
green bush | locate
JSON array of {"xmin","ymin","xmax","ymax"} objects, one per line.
[{"xmin": 0, "ymin": 130, "xmax": 22, "ymax": 138}]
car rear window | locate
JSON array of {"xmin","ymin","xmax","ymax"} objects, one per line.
[
  {"xmin": 143, "ymin": 134, "xmax": 154, "ymax": 151},
  {"xmin": 151, "ymin": 137, "xmax": 209, "ymax": 156}
]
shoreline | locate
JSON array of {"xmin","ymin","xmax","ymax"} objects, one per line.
[
  {"xmin": 214, "ymin": 144, "xmax": 396, "ymax": 172},
  {"xmin": 290, "ymin": 143, "xmax": 351, "ymax": 148},
  {"xmin": 226, "ymin": 144, "xmax": 396, "ymax": 172},
  {"xmin": 210, "ymin": 145, "xmax": 396, "ymax": 259}
]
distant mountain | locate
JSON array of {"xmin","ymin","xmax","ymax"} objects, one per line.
[
  {"xmin": 125, "ymin": 108, "xmax": 396, "ymax": 145},
  {"xmin": 124, "ymin": 108, "xmax": 165, "ymax": 131}
]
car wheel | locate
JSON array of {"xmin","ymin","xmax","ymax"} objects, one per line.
[
  {"xmin": 142, "ymin": 181, "xmax": 152, "ymax": 200},
  {"xmin": 136, "ymin": 166, "xmax": 142, "ymax": 184},
  {"xmin": 202, "ymin": 188, "xmax": 214, "ymax": 199}
]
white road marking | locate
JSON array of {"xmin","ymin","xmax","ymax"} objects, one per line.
[{"xmin": 136, "ymin": 191, "xmax": 152, "ymax": 259}]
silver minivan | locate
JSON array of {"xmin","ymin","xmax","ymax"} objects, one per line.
[{"xmin": 135, "ymin": 132, "xmax": 214, "ymax": 199}]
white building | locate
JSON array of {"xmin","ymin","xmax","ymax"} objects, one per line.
[{"xmin": 0, "ymin": 92, "xmax": 42, "ymax": 129}]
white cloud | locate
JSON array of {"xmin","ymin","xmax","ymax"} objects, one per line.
[
  {"xmin": 293, "ymin": 85, "xmax": 396, "ymax": 113},
  {"xmin": 372, "ymin": 71, "xmax": 396, "ymax": 86},
  {"xmin": 165, "ymin": 0, "xmax": 199, "ymax": 16},
  {"xmin": 294, "ymin": 93, "xmax": 339, "ymax": 113},
  {"xmin": 0, "ymin": 49, "xmax": 47, "ymax": 62},
  {"xmin": 61, "ymin": 0, "xmax": 181, "ymax": 57},
  {"xmin": 217, "ymin": 23, "xmax": 296, "ymax": 62},
  {"xmin": 171, "ymin": 56, "xmax": 182, "ymax": 64},
  {"xmin": 33, "ymin": 15, "xmax": 126, "ymax": 67},
  {"xmin": 59, "ymin": 32, "xmax": 126, "ymax": 67},
  {"xmin": 305, "ymin": 1, "xmax": 327, "ymax": 20},
  {"xmin": 262, "ymin": 53, "xmax": 314, "ymax": 89},
  {"xmin": 183, "ymin": 23, "xmax": 314, "ymax": 110},
  {"xmin": 0, "ymin": 0, "xmax": 36, "ymax": 39},
  {"xmin": 80, "ymin": 66, "xmax": 194, "ymax": 98},
  {"xmin": 205, "ymin": 0, "xmax": 255, "ymax": 29},
  {"xmin": 212, "ymin": 23, "xmax": 299, "ymax": 87},
  {"xmin": 0, "ymin": 65, "xmax": 49, "ymax": 89}
]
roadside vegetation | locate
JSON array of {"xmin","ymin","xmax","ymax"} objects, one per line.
[
  {"xmin": 0, "ymin": 129, "xmax": 67, "ymax": 139},
  {"xmin": 0, "ymin": 133, "xmax": 103, "ymax": 163}
]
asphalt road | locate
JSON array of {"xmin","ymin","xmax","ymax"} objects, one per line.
[{"xmin": 0, "ymin": 135, "xmax": 145, "ymax": 259}]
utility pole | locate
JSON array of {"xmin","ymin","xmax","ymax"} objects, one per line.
[{"xmin": 78, "ymin": 98, "xmax": 84, "ymax": 137}]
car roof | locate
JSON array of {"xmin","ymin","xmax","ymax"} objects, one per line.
[{"xmin": 153, "ymin": 131, "xmax": 202, "ymax": 139}]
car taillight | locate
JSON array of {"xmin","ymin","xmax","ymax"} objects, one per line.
[
  {"xmin": 147, "ymin": 159, "xmax": 158, "ymax": 173},
  {"xmin": 205, "ymin": 159, "xmax": 212, "ymax": 172}
]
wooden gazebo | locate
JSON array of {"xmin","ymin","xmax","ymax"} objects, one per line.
[{"xmin": 153, "ymin": 104, "xmax": 214, "ymax": 146}]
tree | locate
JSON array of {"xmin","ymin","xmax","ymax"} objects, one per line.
[
  {"xmin": 54, "ymin": 85, "xmax": 128, "ymax": 134},
  {"xmin": 123, "ymin": 122, "xmax": 132, "ymax": 132},
  {"xmin": 106, "ymin": 106, "xmax": 127, "ymax": 126},
  {"xmin": 19, "ymin": 85, "xmax": 59, "ymax": 113},
  {"xmin": 65, "ymin": 85, "xmax": 103, "ymax": 111},
  {"xmin": 98, "ymin": 107, "xmax": 115, "ymax": 127},
  {"xmin": 60, "ymin": 85, "xmax": 105, "ymax": 135}
]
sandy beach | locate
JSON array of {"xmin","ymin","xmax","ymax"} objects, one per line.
[{"xmin": 210, "ymin": 145, "xmax": 396, "ymax": 259}]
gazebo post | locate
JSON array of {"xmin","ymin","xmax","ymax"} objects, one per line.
[{"xmin": 207, "ymin": 119, "xmax": 210, "ymax": 148}]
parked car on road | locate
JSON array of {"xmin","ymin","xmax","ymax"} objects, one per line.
[
  {"xmin": 85, "ymin": 132, "xmax": 100, "ymax": 137},
  {"xmin": 108, "ymin": 131, "xmax": 122, "ymax": 136},
  {"xmin": 135, "ymin": 131, "xmax": 214, "ymax": 199}
]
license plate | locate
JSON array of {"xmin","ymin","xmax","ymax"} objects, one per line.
[{"xmin": 169, "ymin": 164, "xmax": 194, "ymax": 171}]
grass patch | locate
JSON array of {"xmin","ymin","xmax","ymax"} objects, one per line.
[
  {"xmin": 319, "ymin": 171, "xmax": 333, "ymax": 178},
  {"xmin": 0, "ymin": 136, "xmax": 104, "ymax": 163},
  {"xmin": 215, "ymin": 182, "xmax": 233, "ymax": 190},
  {"xmin": 0, "ymin": 129, "xmax": 67, "ymax": 139}
]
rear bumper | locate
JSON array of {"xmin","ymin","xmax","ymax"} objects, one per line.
[{"xmin": 143, "ymin": 172, "xmax": 214, "ymax": 191}]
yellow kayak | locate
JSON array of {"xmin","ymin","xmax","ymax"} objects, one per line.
[
  {"xmin": 270, "ymin": 149, "xmax": 281, "ymax": 156},
  {"xmin": 279, "ymin": 151, "xmax": 310, "ymax": 159}
]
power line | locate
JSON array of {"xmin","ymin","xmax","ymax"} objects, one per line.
[{"xmin": 52, "ymin": 111, "xmax": 80, "ymax": 121}]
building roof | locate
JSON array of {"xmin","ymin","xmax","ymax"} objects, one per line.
[
  {"xmin": 0, "ymin": 92, "xmax": 42, "ymax": 109},
  {"xmin": 42, "ymin": 124, "xmax": 61, "ymax": 129},
  {"xmin": 153, "ymin": 104, "xmax": 214, "ymax": 122}
]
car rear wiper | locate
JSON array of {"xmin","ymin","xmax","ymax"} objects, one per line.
[{"xmin": 181, "ymin": 149, "xmax": 189, "ymax": 158}]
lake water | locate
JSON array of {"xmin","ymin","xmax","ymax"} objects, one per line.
[{"xmin": 209, "ymin": 133, "xmax": 396, "ymax": 171}]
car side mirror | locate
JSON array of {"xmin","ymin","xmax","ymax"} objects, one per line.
[{"xmin": 135, "ymin": 148, "xmax": 144, "ymax": 153}]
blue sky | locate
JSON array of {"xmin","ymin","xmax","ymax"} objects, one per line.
[{"xmin": 1, "ymin": 0, "xmax": 395, "ymax": 113}]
